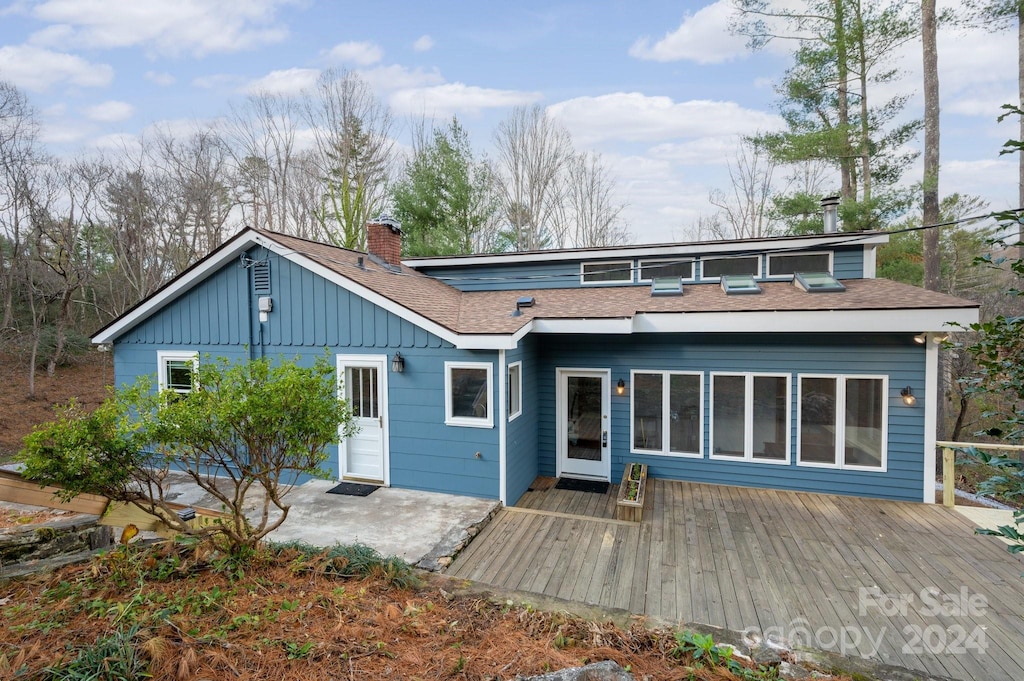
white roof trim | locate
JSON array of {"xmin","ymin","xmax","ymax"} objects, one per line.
[
  {"xmin": 404, "ymin": 232, "xmax": 890, "ymax": 268},
  {"xmin": 532, "ymin": 318, "xmax": 634, "ymax": 335},
  {"xmin": 630, "ymin": 307, "xmax": 978, "ymax": 334}
]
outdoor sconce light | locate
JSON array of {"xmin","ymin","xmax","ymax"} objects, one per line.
[
  {"xmin": 913, "ymin": 333, "xmax": 927, "ymax": 344},
  {"xmin": 616, "ymin": 378, "xmax": 626, "ymax": 396},
  {"xmin": 900, "ymin": 386, "xmax": 916, "ymax": 406},
  {"xmin": 391, "ymin": 352, "xmax": 405, "ymax": 373}
]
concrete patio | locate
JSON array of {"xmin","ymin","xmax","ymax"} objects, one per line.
[{"xmin": 448, "ymin": 478, "xmax": 1024, "ymax": 681}]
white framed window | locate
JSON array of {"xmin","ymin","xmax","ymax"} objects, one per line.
[
  {"xmin": 700, "ymin": 255, "xmax": 762, "ymax": 280},
  {"xmin": 445, "ymin": 361, "xmax": 493, "ymax": 428},
  {"xmin": 631, "ymin": 370, "xmax": 703, "ymax": 457},
  {"xmin": 709, "ymin": 372, "xmax": 790, "ymax": 464},
  {"xmin": 508, "ymin": 361, "xmax": 523, "ymax": 421},
  {"xmin": 580, "ymin": 261, "xmax": 633, "ymax": 285},
  {"xmin": 638, "ymin": 259, "xmax": 694, "ymax": 283},
  {"xmin": 797, "ymin": 374, "xmax": 888, "ymax": 471},
  {"xmin": 767, "ymin": 251, "xmax": 833, "ymax": 279},
  {"xmin": 157, "ymin": 351, "xmax": 198, "ymax": 395}
]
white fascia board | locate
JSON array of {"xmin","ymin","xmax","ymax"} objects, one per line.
[
  {"xmin": 404, "ymin": 233, "xmax": 890, "ymax": 269},
  {"xmin": 531, "ymin": 318, "xmax": 634, "ymax": 334},
  {"xmin": 863, "ymin": 244, "xmax": 877, "ymax": 278},
  {"xmin": 454, "ymin": 335, "xmax": 518, "ymax": 350},
  {"xmin": 92, "ymin": 228, "xmax": 258, "ymax": 343},
  {"xmin": 632, "ymin": 307, "xmax": 979, "ymax": 334}
]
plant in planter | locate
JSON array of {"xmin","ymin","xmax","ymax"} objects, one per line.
[{"xmin": 616, "ymin": 462, "xmax": 648, "ymax": 522}]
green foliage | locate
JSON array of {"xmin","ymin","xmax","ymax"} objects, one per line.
[
  {"xmin": 42, "ymin": 624, "xmax": 151, "ymax": 681},
  {"xmin": 670, "ymin": 630, "xmax": 777, "ymax": 679},
  {"xmin": 391, "ymin": 117, "xmax": 500, "ymax": 256},
  {"xmin": 272, "ymin": 541, "xmax": 419, "ymax": 588},
  {"xmin": 19, "ymin": 388, "xmax": 148, "ymax": 502},
  {"xmin": 20, "ymin": 353, "xmax": 356, "ymax": 555}
]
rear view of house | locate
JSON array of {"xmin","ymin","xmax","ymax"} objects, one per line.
[{"xmin": 92, "ymin": 215, "xmax": 978, "ymax": 506}]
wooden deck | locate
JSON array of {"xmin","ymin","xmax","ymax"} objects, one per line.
[{"xmin": 448, "ymin": 478, "xmax": 1024, "ymax": 681}]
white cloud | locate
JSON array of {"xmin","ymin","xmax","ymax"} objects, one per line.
[
  {"xmin": 242, "ymin": 68, "xmax": 320, "ymax": 95},
  {"xmin": 0, "ymin": 44, "xmax": 113, "ymax": 91},
  {"xmin": 629, "ymin": 1, "xmax": 748, "ymax": 64},
  {"xmin": 83, "ymin": 100, "xmax": 134, "ymax": 122},
  {"xmin": 325, "ymin": 41, "xmax": 384, "ymax": 66},
  {"xmin": 389, "ymin": 83, "xmax": 542, "ymax": 117},
  {"xmin": 357, "ymin": 64, "xmax": 444, "ymax": 92},
  {"xmin": 944, "ymin": 158, "xmax": 1017, "ymax": 206},
  {"xmin": 647, "ymin": 137, "xmax": 741, "ymax": 166},
  {"xmin": 28, "ymin": 0, "xmax": 291, "ymax": 58},
  {"xmin": 413, "ymin": 34, "xmax": 434, "ymax": 52},
  {"xmin": 39, "ymin": 120, "xmax": 91, "ymax": 144},
  {"xmin": 547, "ymin": 92, "xmax": 783, "ymax": 146},
  {"xmin": 145, "ymin": 70, "xmax": 176, "ymax": 86}
]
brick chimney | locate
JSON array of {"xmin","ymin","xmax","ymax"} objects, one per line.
[{"xmin": 366, "ymin": 216, "xmax": 403, "ymax": 266}]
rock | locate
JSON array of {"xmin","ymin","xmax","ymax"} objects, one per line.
[
  {"xmin": 517, "ymin": 660, "xmax": 633, "ymax": 681},
  {"xmin": 777, "ymin": 661, "xmax": 812, "ymax": 679},
  {"xmin": 436, "ymin": 556, "xmax": 452, "ymax": 567}
]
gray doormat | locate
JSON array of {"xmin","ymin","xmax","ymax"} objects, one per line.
[
  {"xmin": 326, "ymin": 482, "xmax": 378, "ymax": 496},
  {"xmin": 555, "ymin": 478, "xmax": 609, "ymax": 494}
]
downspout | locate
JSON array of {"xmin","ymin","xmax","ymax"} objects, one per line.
[
  {"xmin": 246, "ymin": 260, "xmax": 256, "ymax": 361},
  {"xmin": 498, "ymin": 349, "xmax": 507, "ymax": 505}
]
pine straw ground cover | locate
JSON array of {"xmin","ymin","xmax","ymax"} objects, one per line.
[{"xmin": 0, "ymin": 541, "xmax": 846, "ymax": 681}]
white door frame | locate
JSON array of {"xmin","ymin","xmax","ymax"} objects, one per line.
[
  {"xmin": 337, "ymin": 354, "xmax": 390, "ymax": 485},
  {"xmin": 555, "ymin": 367, "xmax": 611, "ymax": 481}
]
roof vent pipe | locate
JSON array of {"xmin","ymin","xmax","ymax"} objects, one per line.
[{"xmin": 821, "ymin": 196, "xmax": 840, "ymax": 233}]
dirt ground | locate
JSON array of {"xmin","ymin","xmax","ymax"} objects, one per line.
[{"xmin": 0, "ymin": 351, "xmax": 111, "ymax": 464}]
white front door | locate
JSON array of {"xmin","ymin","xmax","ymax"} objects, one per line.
[
  {"xmin": 338, "ymin": 355, "xmax": 388, "ymax": 483},
  {"xmin": 557, "ymin": 368, "xmax": 611, "ymax": 480}
]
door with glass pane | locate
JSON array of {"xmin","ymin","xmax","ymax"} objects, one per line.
[
  {"xmin": 557, "ymin": 369, "xmax": 610, "ymax": 480},
  {"xmin": 337, "ymin": 356, "xmax": 387, "ymax": 483}
]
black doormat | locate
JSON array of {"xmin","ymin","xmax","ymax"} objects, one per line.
[
  {"xmin": 326, "ymin": 482, "xmax": 378, "ymax": 497},
  {"xmin": 555, "ymin": 478, "xmax": 609, "ymax": 494}
]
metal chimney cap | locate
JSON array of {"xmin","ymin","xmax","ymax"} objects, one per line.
[{"xmin": 820, "ymin": 195, "xmax": 841, "ymax": 208}]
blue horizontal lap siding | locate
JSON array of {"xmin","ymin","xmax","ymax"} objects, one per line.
[
  {"xmin": 112, "ymin": 247, "xmax": 500, "ymax": 499},
  {"xmin": 832, "ymin": 246, "xmax": 864, "ymax": 279},
  {"xmin": 505, "ymin": 335, "xmax": 539, "ymax": 505},
  {"xmin": 534, "ymin": 333, "xmax": 926, "ymax": 502}
]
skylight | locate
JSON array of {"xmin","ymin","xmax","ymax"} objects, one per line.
[
  {"xmin": 794, "ymin": 271, "xmax": 846, "ymax": 293},
  {"xmin": 721, "ymin": 274, "xmax": 762, "ymax": 295},
  {"xmin": 651, "ymin": 277, "xmax": 683, "ymax": 297}
]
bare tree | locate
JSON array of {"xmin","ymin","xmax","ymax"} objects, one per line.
[
  {"xmin": 223, "ymin": 93, "xmax": 305, "ymax": 235},
  {"xmin": 565, "ymin": 152, "xmax": 627, "ymax": 248},
  {"xmin": 0, "ymin": 81, "xmax": 44, "ymax": 333},
  {"xmin": 302, "ymin": 69, "xmax": 395, "ymax": 249},
  {"xmin": 493, "ymin": 106, "xmax": 574, "ymax": 250},
  {"xmin": 708, "ymin": 138, "xmax": 785, "ymax": 239}
]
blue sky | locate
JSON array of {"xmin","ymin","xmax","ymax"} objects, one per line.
[{"xmin": 0, "ymin": 0, "xmax": 1018, "ymax": 244}]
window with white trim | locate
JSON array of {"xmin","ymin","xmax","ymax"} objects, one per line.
[
  {"xmin": 631, "ymin": 371, "xmax": 703, "ymax": 456},
  {"xmin": 767, "ymin": 252, "xmax": 832, "ymax": 278},
  {"xmin": 638, "ymin": 259, "xmax": 694, "ymax": 282},
  {"xmin": 581, "ymin": 261, "xmax": 632, "ymax": 284},
  {"xmin": 700, "ymin": 255, "xmax": 761, "ymax": 280},
  {"xmin": 508, "ymin": 361, "xmax": 522, "ymax": 421},
  {"xmin": 445, "ymin": 362, "xmax": 493, "ymax": 428},
  {"xmin": 710, "ymin": 373, "xmax": 790, "ymax": 463},
  {"xmin": 157, "ymin": 351, "xmax": 198, "ymax": 396},
  {"xmin": 798, "ymin": 375, "xmax": 887, "ymax": 470}
]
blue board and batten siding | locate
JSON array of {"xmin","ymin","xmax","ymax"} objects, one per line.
[
  {"xmin": 533, "ymin": 334, "xmax": 925, "ymax": 502},
  {"xmin": 112, "ymin": 247, "xmax": 501, "ymax": 499}
]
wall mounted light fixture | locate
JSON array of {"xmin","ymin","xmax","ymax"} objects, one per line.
[
  {"xmin": 616, "ymin": 378, "xmax": 626, "ymax": 396},
  {"xmin": 913, "ymin": 333, "xmax": 927, "ymax": 344},
  {"xmin": 391, "ymin": 352, "xmax": 405, "ymax": 373},
  {"xmin": 900, "ymin": 386, "xmax": 916, "ymax": 406}
]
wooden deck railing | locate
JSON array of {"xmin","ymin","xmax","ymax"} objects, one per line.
[{"xmin": 935, "ymin": 440, "xmax": 1024, "ymax": 507}]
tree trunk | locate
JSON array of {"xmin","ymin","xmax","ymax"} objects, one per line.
[
  {"xmin": 922, "ymin": 0, "xmax": 941, "ymax": 292},
  {"xmin": 835, "ymin": 0, "xmax": 855, "ymax": 202},
  {"xmin": 855, "ymin": 0, "xmax": 872, "ymax": 205},
  {"xmin": 1019, "ymin": 0, "xmax": 1024, "ymax": 259}
]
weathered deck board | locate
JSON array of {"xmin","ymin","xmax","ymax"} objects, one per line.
[{"xmin": 448, "ymin": 479, "xmax": 1024, "ymax": 681}]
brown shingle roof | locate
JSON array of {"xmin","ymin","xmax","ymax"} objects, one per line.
[{"xmin": 259, "ymin": 230, "xmax": 979, "ymax": 337}]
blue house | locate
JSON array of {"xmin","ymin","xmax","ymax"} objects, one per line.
[{"xmin": 91, "ymin": 217, "xmax": 978, "ymax": 506}]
